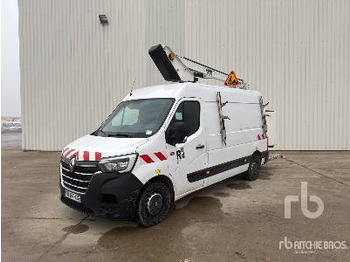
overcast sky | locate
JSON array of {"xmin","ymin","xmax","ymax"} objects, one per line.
[{"xmin": 1, "ymin": 0, "xmax": 21, "ymax": 117}]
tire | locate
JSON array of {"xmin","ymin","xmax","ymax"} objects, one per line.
[
  {"xmin": 136, "ymin": 182, "xmax": 172, "ymax": 227},
  {"xmin": 244, "ymin": 154, "xmax": 261, "ymax": 181}
]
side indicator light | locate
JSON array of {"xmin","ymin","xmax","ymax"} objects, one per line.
[{"xmin": 169, "ymin": 52, "xmax": 176, "ymax": 61}]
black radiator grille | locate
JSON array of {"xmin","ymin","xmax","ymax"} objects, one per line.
[{"xmin": 61, "ymin": 160, "xmax": 99, "ymax": 194}]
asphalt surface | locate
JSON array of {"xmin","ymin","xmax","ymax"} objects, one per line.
[
  {"xmin": 1, "ymin": 136, "xmax": 350, "ymax": 261},
  {"xmin": 1, "ymin": 131, "xmax": 22, "ymax": 150}
]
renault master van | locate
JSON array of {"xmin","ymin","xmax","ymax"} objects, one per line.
[{"xmin": 60, "ymin": 82, "xmax": 269, "ymax": 226}]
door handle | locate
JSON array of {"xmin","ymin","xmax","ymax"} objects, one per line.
[{"xmin": 196, "ymin": 144, "xmax": 205, "ymax": 150}]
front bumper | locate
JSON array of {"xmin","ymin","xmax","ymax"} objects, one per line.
[{"xmin": 60, "ymin": 172, "xmax": 143, "ymax": 219}]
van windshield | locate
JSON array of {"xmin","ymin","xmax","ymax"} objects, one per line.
[{"xmin": 96, "ymin": 98, "xmax": 174, "ymax": 138}]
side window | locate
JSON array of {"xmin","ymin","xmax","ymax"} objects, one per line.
[{"xmin": 171, "ymin": 101, "xmax": 200, "ymax": 137}]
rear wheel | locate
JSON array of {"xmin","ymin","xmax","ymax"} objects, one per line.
[
  {"xmin": 136, "ymin": 182, "xmax": 171, "ymax": 227},
  {"xmin": 244, "ymin": 154, "xmax": 261, "ymax": 181}
]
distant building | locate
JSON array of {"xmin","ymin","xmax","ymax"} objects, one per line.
[{"xmin": 18, "ymin": 0, "xmax": 350, "ymax": 150}]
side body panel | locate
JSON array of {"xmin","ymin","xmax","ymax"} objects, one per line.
[
  {"xmin": 132, "ymin": 85, "xmax": 267, "ymax": 200},
  {"xmin": 199, "ymin": 92, "xmax": 268, "ymax": 188},
  {"xmin": 131, "ymin": 131, "xmax": 173, "ymax": 186}
]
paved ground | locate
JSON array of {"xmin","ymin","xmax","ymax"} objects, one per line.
[
  {"xmin": 1, "ymin": 147, "xmax": 350, "ymax": 261},
  {"xmin": 1, "ymin": 131, "xmax": 21, "ymax": 150}
]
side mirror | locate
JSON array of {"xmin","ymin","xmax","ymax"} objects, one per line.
[{"xmin": 165, "ymin": 122, "xmax": 187, "ymax": 146}]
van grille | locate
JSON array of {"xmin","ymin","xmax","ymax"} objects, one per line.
[{"xmin": 61, "ymin": 160, "xmax": 99, "ymax": 194}]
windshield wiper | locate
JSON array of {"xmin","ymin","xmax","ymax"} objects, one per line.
[
  {"xmin": 108, "ymin": 133, "xmax": 133, "ymax": 138},
  {"xmin": 97, "ymin": 129, "xmax": 133, "ymax": 138},
  {"xmin": 98, "ymin": 129, "xmax": 108, "ymax": 137}
]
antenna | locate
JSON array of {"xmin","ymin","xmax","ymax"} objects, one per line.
[{"xmin": 130, "ymin": 78, "xmax": 136, "ymax": 96}]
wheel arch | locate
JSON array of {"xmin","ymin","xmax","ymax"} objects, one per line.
[
  {"xmin": 252, "ymin": 150, "xmax": 262, "ymax": 159},
  {"xmin": 140, "ymin": 175, "xmax": 175, "ymax": 205}
]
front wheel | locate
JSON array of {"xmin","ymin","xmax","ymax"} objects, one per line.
[
  {"xmin": 136, "ymin": 182, "xmax": 172, "ymax": 227},
  {"xmin": 244, "ymin": 154, "xmax": 261, "ymax": 181}
]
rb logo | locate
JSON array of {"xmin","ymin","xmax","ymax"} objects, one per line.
[{"xmin": 284, "ymin": 182, "xmax": 324, "ymax": 219}]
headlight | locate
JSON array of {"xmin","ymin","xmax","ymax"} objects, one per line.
[{"xmin": 98, "ymin": 154, "xmax": 138, "ymax": 173}]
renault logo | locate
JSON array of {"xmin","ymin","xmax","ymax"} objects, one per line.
[{"xmin": 69, "ymin": 157, "xmax": 76, "ymax": 172}]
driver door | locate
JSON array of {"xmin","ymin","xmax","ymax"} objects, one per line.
[{"xmin": 166, "ymin": 99, "xmax": 208, "ymax": 197}]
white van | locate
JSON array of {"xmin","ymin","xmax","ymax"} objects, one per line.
[{"xmin": 60, "ymin": 82, "xmax": 269, "ymax": 226}]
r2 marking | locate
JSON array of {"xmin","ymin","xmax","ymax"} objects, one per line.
[{"xmin": 176, "ymin": 148, "xmax": 185, "ymax": 161}]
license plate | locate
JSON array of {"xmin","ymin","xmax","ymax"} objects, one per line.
[{"xmin": 65, "ymin": 189, "xmax": 81, "ymax": 203}]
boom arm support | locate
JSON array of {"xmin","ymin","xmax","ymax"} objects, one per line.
[{"xmin": 148, "ymin": 44, "xmax": 249, "ymax": 89}]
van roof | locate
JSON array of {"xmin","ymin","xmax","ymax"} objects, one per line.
[{"xmin": 124, "ymin": 82, "xmax": 261, "ymax": 103}]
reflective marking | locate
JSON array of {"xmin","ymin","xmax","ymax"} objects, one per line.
[
  {"xmin": 95, "ymin": 152, "xmax": 102, "ymax": 161},
  {"xmin": 67, "ymin": 149, "xmax": 78, "ymax": 158},
  {"xmin": 78, "ymin": 151, "xmax": 84, "ymax": 161},
  {"xmin": 140, "ymin": 154, "xmax": 154, "ymax": 163},
  {"xmin": 64, "ymin": 149, "xmax": 74, "ymax": 157},
  {"xmin": 83, "ymin": 151, "xmax": 89, "ymax": 161},
  {"xmin": 154, "ymin": 152, "xmax": 167, "ymax": 161},
  {"xmin": 62, "ymin": 148, "xmax": 70, "ymax": 155}
]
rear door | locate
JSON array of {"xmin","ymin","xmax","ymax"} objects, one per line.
[
  {"xmin": 265, "ymin": 110, "xmax": 277, "ymax": 148},
  {"xmin": 166, "ymin": 99, "xmax": 208, "ymax": 197}
]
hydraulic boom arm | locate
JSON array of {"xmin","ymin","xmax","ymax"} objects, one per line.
[{"xmin": 148, "ymin": 44, "xmax": 249, "ymax": 89}]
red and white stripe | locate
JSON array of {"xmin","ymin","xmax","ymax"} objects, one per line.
[
  {"xmin": 62, "ymin": 148, "xmax": 102, "ymax": 161},
  {"xmin": 77, "ymin": 151, "xmax": 102, "ymax": 161},
  {"xmin": 62, "ymin": 148, "xmax": 79, "ymax": 158},
  {"xmin": 257, "ymin": 134, "xmax": 267, "ymax": 140},
  {"xmin": 140, "ymin": 152, "xmax": 167, "ymax": 164}
]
